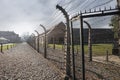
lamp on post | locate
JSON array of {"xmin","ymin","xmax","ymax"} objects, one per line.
[
  {"xmin": 40, "ymin": 24, "xmax": 47, "ymax": 58},
  {"xmin": 35, "ymin": 30, "xmax": 40, "ymax": 53}
]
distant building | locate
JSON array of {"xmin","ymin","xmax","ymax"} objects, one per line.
[
  {"xmin": 38, "ymin": 22, "xmax": 65, "ymax": 45},
  {"xmin": 73, "ymin": 28, "xmax": 114, "ymax": 44},
  {"xmin": 0, "ymin": 37, "xmax": 9, "ymax": 43},
  {"xmin": 39, "ymin": 22, "xmax": 114, "ymax": 45},
  {"xmin": 47, "ymin": 22, "xmax": 65, "ymax": 44},
  {"xmin": 0, "ymin": 31, "xmax": 21, "ymax": 43}
]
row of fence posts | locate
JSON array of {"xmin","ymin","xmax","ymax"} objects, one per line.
[
  {"xmin": 27, "ymin": 28, "xmax": 68, "ymax": 77},
  {"xmin": 27, "ymin": 24, "xmax": 47, "ymax": 58},
  {"xmin": 56, "ymin": 4, "xmax": 116, "ymax": 80},
  {"xmin": 26, "ymin": 4, "xmax": 116, "ymax": 80},
  {"xmin": 26, "ymin": 25, "xmax": 111, "ymax": 80},
  {"xmin": 0, "ymin": 43, "xmax": 15, "ymax": 53}
]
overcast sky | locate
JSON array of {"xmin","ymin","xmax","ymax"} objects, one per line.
[{"xmin": 0, "ymin": 0, "xmax": 117, "ymax": 36}]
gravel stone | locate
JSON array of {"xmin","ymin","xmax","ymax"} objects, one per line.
[{"xmin": 0, "ymin": 43, "xmax": 64, "ymax": 80}]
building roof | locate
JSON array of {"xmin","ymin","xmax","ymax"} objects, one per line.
[
  {"xmin": 0, "ymin": 37, "xmax": 9, "ymax": 41},
  {"xmin": 39, "ymin": 22, "xmax": 66, "ymax": 36}
]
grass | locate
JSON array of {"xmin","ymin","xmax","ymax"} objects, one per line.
[
  {"xmin": 48, "ymin": 43, "xmax": 113, "ymax": 56},
  {"xmin": 84, "ymin": 44, "xmax": 113, "ymax": 56},
  {"xmin": 0, "ymin": 43, "xmax": 16, "ymax": 51},
  {"xmin": 48, "ymin": 44, "xmax": 64, "ymax": 50}
]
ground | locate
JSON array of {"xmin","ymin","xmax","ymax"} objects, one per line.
[
  {"xmin": 1, "ymin": 42, "xmax": 120, "ymax": 80},
  {"xmin": 93, "ymin": 55, "xmax": 120, "ymax": 65},
  {"xmin": 0, "ymin": 43, "xmax": 64, "ymax": 80}
]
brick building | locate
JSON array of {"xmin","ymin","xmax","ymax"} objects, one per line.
[
  {"xmin": 0, "ymin": 31, "xmax": 21, "ymax": 43},
  {"xmin": 73, "ymin": 28, "xmax": 114, "ymax": 44},
  {"xmin": 39, "ymin": 22, "xmax": 114, "ymax": 45}
]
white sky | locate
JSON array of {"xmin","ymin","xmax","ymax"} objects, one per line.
[{"xmin": 0, "ymin": 0, "xmax": 117, "ymax": 36}]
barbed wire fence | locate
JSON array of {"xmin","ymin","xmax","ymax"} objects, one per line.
[{"xmin": 27, "ymin": 0, "xmax": 120, "ymax": 80}]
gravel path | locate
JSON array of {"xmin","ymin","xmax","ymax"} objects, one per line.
[
  {"xmin": 93, "ymin": 55, "xmax": 120, "ymax": 65},
  {"xmin": 39, "ymin": 45, "xmax": 120, "ymax": 79},
  {"xmin": 0, "ymin": 43, "xmax": 64, "ymax": 80}
]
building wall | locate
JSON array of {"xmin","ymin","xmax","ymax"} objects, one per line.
[
  {"xmin": 39, "ymin": 22, "xmax": 114, "ymax": 45},
  {"xmin": 73, "ymin": 28, "xmax": 114, "ymax": 44},
  {"xmin": 0, "ymin": 31, "xmax": 21, "ymax": 43},
  {"xmin": 47, "ymin": 22, "xmax": 65, "ymax": 44}
]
